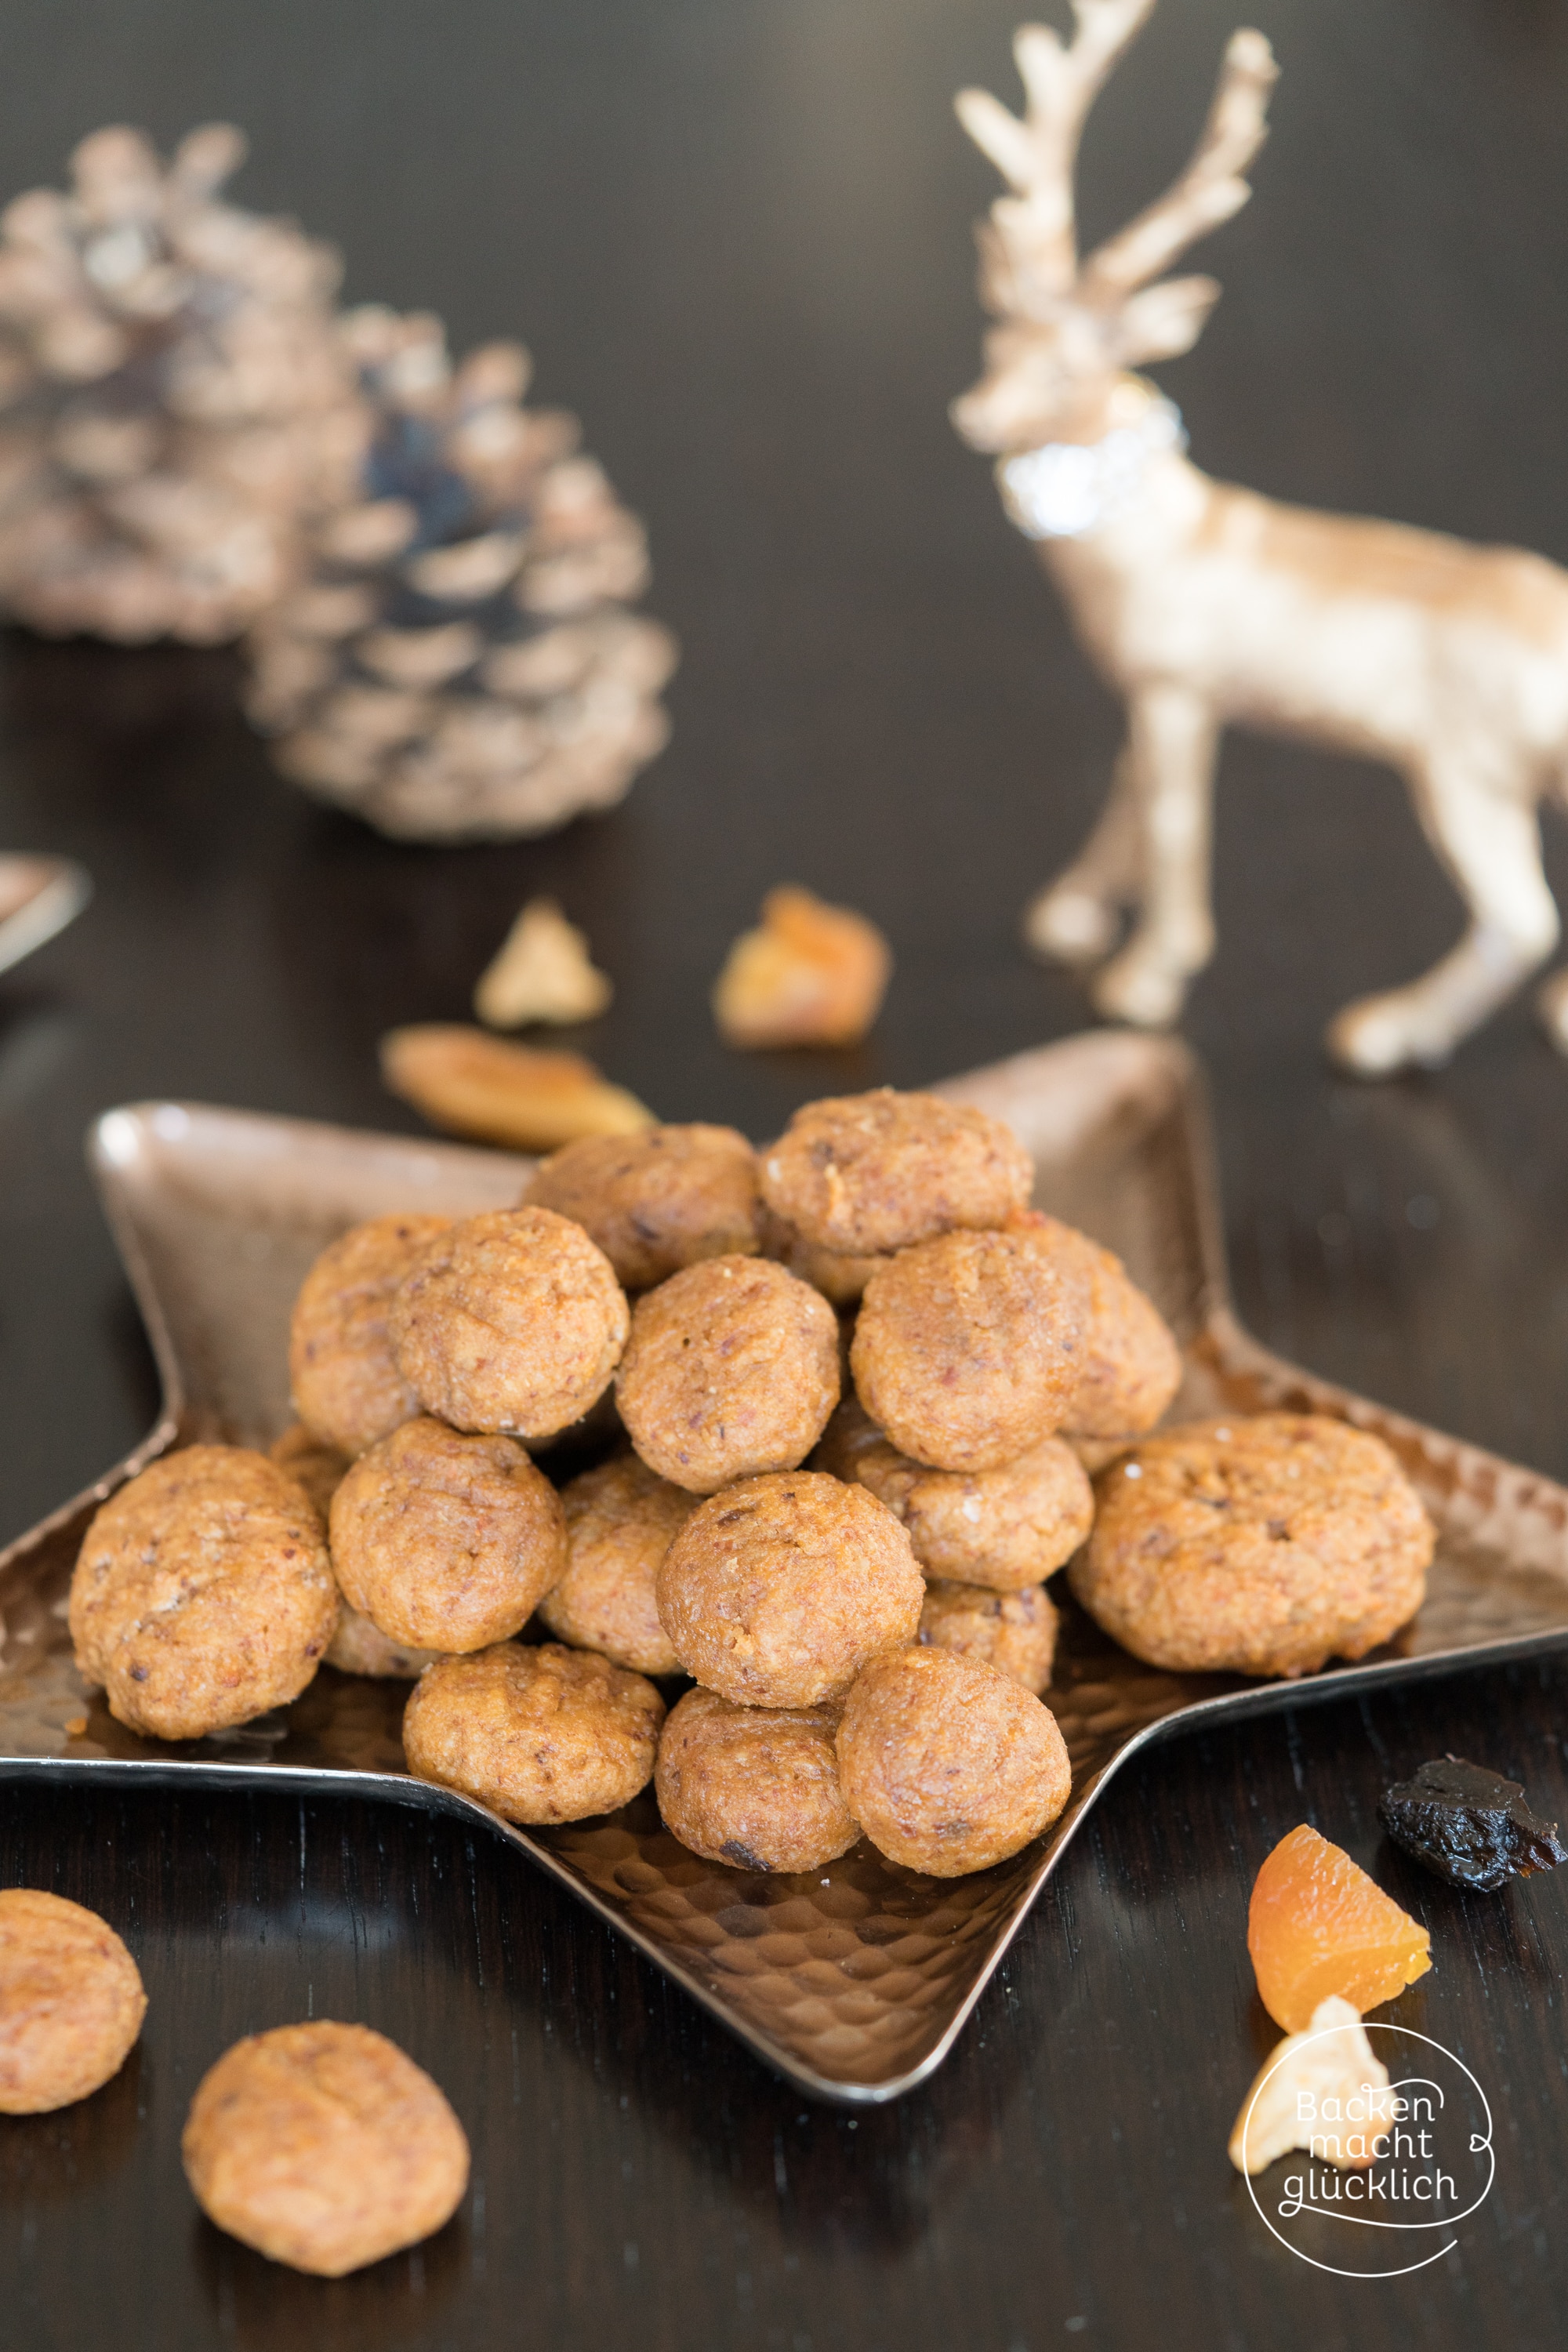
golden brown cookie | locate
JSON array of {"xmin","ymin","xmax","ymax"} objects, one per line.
[
  {"xmin": 851, "ymin": 1228, "xmax": 1084, "ymax": 1473},
  {"xmin": 759, "ymin": 1088, "xmax": 1033, "ymax": 1256},
  {"xmin": 539, "ymin": 1452, "xmax": 695, "ymax": 1674},
  {"xmin": 328, "ymin": 1416, "xmax": 567, "ymax": 1654},
  {"xmin": 325, "ymin": 1606, "xmax": 443, "ymax": 1680},
  {"xmin": 917, "ymin": 1581, "xmax": 1059, "ymax": 1695},
  {"xmin": 1010, "ymin": 1212, "xmax": 1182, "ymax": 1439},
  {"xmin": 521, "ymin": 1123, "xmax": 762, "ymax": 1291},
  {"xmin": 655, "ymin": 1471, "xmax": 924, "ymax": 1708},
  {"xmin": 757, "ymin": 1203, "xmax": 887, "ymax": 1307},
  {"xmin": 69, "ymin": 1446, "xmax": 338, "ymax": 1742},
  {"xmin": 289, "ymin": 1214, "xmax": 452, "ymax": 1457},
  {"xmin": 0, "ymin": 1889, "xmax": 147, "ymax": 2114},
  {"xmin": 616, "ymin": 1256, "xmax": 840, "ymax": 1494},
  {"xmin": 836, "ymin": 1647, "xmax": 1072, "ymax": 1876},
  {"xmin": 390, "ymin": 1207, "xmax": 629, "ymax": 1439},
  {"xmin": 182, "ymin": 2020, "xmax": 469, "ymax": 2276},
  {"xmin": 402, "ymin": 1642, "xmax": 665, "ymax": 1823},
  {"xmin": 269, "ymin": 1423, "xmax": 350, "ymax": 1520},
  {"xmin": 1071, "ymin": 1414, "xmax": 1433, "ymax": 1678},
  {"xmin": 655, "ymin": 1686, "xmax": 858, "ymax": 1872}
]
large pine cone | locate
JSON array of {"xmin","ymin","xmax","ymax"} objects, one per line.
[
  {"xmin": 245, "ymin": 307, "xmax": 677, "ymax": 842},
  {"xmin": 0, "ymin": 124, "xmax": 354, "ymax": 643}
]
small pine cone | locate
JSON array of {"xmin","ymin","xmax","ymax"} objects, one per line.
[
  {"xmin": 0, "ymin": 124, "xmax": 357, "ymax": 644},
  {"xmin": 245, "ymin": 307, "xmax": 678, "ymax": 842}
]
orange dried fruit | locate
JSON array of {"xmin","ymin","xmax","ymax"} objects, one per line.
[
  {"xmin": 712, "ymin": 885, "xmax": 891, "ymax": 1048},
  {"xmin": 1247, "ymin": 1822, "xmax": 1432, "ymax": 2031},
  {"xmin": 380, "ymin": 1025, "xmax": 652, "ymax": 1151}
]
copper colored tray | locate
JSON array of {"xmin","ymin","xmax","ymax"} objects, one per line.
[{"xmin": 2, "ymin": 1033, "xmax": 1567, "ymax": 2104}]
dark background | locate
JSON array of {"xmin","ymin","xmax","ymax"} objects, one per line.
[{"xmin": 3, "ymin": 2, "xmax": 1568, "ymax": 2345}]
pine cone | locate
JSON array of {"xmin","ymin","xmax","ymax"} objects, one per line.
[
  {"xmin": 0, "ymin": 124, "xmax": 354, "ymax": 644},
  {"xmin": 245, "ymin": 307, "xmax": 677, "ymax": 842}
]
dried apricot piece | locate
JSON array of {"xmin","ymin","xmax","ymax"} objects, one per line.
[{"xmin": 1247, "ymin": 1823, "xmax": 1431, "ymax": 2031}]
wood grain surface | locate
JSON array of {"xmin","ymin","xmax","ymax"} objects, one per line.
[{"xmin": 2, "ymin": 2, "xmax": 1567, "ymax": 2344}]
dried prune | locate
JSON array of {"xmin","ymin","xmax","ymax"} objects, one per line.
[{"xmin": 1377, "ymin": 1755, "xmax": 1568, "ymax": 1892}]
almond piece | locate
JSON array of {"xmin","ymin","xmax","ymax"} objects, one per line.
[
  {"xmin": 381, "ymin": 1025, "xmax": 652, "ymax": 1152},
  {"xmin": 474, "ymin": 897, "xmax": 612, "ymax": 1029},
  {"xmin": 1229, "ymin": 1994, "xmax": 1399, "ymax": 2175},
  {"xmin": 713, "ymin": 886, "xmax": 891, "ymax": 1049}
]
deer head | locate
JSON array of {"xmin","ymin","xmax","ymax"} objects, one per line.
[{"xmin": 952, "ymin": 2, "xmax": 1277, "ymax": 455}]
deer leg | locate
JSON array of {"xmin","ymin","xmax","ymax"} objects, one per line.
[
  {"xmin": 1089, "ymin": 683, "xmax": 1218, "ymax": 1029},
  {"xmin": 1024, "ymin": 740, "xmax": 1143, "ymax": 966}
]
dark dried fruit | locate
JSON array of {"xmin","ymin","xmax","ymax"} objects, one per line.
[{"xmin": 1377, "ymin": 1755, "xmax": 1568, "ymax": 1892}]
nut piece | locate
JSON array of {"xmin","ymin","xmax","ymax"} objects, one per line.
[
  {"xmin": 539, "ymin": 1451, "xmax": 696, "ymax": 1674},
  {"xmin": 836, "ymin": 1646, "xmax": 1072, "ymax": 1877},
  {"xmin": 655, "ymin": 1471, "xmax": 924, "ymax": 1708},
  {"xmin": 328, "ymin": 1416, "xmax": 568, "ymax": 1653},
  {"xmin": 759, "ymin": 1088, "xmax": 1033, "ymax": 1255},
  {"xmin": 381, "ymin": 1023, "xmax": 652, "ymax": 1151},
  {"xmin": 403, "ymin": 1641, "xmax": 666, "ymax": 1823},
  {"xmin": 523, "ymin": 1123, "xmax": 761, "ymax": 1291},
  {"xmin": 288, "ymin": 1214, "xmax": 452, "ymax": 1457},
  {"xmin": 713, "ymin": 885, "xmax": 891, "ymax": 1048},
  {"xmin": 474, "ymin": 896, "xmax": 612, "ymax": 1028},
  {"xmin": 182, "ymin": 2020, "xmax": 470, "ymax": 2275},
  {"xmin": 655, "ymin": 1686, "xmax": 859, "ymax": 1871},
  {"xmin": 918, "ymin": 1581, "xmax": 1059, "ymax": 1694},
  {"xmin": 1229, "ymin": 1996, "xmax": 1396, "ymax": 2174},
  {"xmin": 616, "ymin": 1256, "xmax": 840, "ymax": 1494},
  {"xmin": 390, "ymin": 1207, "xmax": 629, "ymax": 1439},
  {"xmin": 0, "ymin": 1889, "xmax": 147, "ymax": 2114},
  {"xmin": 1011, "ymin": 1212, "xmax": 1181, "ymax": 1439}
]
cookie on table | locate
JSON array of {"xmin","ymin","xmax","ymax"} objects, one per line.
[
  {"xmin": 759, "ymin": 1088, "xmax": 1033, "ymax": 1256},
  {"xmin": 656, "ymin": 1471, "xmax": 924, "ymax": 1708},
  {"xmin": 328, "ymin": 1416, "xmax": 567, "ymax": 1655},
  {"xmin": 403, "ymin": 1642, "xmax": 664, "ymax": 1823},
  {"xmin": 182, "ymin": 2020, "xmax": 468, "ymax": 2277},
  {"xmin": 655, "ymin": 1687, "xmax": 858, "ymax": 1873},
  {"xmin": 851, "ymin": 1228, "xmax": 1084, "ymax": 1474},
  {"xmin": 390, "ymin": 1207, "xmax": 628, "ymax": 1440},
  {"xmin": 917, "ymin": 1581, "xmax": 1059, "ymax": 1696},
  {"xmin": 521, "ymin": 1123, "xmax": 762, "ymax": 1291},
  {"xmin": 539, "ymin": 1452, "xmax": 695, "ymax": 1675},
  {"xmin": 69, "ymin": 1446, "xmax": 338, "ymax": 1741},
  {"xmin": 1071, "ymin": 1414, "xmax": 1433, "ymax": 1679},
  {"xmin": 289, "ymin": 1214, "xmax": 452, "ymax": 1457},
  {"xmin": 1010, "ymin": 1212, "xmax": 1181, "ymax": 1440},
  {"xmin": 616, "ymin": 1256, "xmax": 840, "ymax": 1494},
  {"xmin": 757, "ymin": 1203, "xmax": 887, "ymax": 1308},
  {"xmin": 836, "ymin": 1647, "xmax": 1072, "ymax": 1877},
  {"xmin": 0, "ymin": 1889, "xmax": 147, "ymax": 2114}
]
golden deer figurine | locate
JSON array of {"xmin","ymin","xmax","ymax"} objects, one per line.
[{"xmin": 954, "ymin": 0, "xmax": 1568, "ymax": 1073}]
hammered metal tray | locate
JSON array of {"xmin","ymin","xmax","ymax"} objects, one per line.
[{"xmin": 3, "ymin": 1033, "xmax": 1568, "ymax": 2105}]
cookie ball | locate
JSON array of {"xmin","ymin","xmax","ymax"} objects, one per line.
[
  {"xmin": 522, "ymin": 1124, "xmax": 762, "ymax": 1291},
  {"xmin": 269, "ymin": 1423, "xmax": 350, "ymax": 1520},
  {"xmin": 656, "ymin": 1472, "xmax": 924, "ymax": 1708},
  {"xmin": 539, "ymin": 1453, "xmax": 695, "ymax": 1675},
  {"xmin": 655, "ymin": 1686, "xmax": 858, "ymax": 1872},
  {"xmin": 182, "ymin": 2021, "xmax": 468, "ymax": 2277},
  {"xmin": 69, "ymin": 1446, "xmax": 338, "ymax": 1742},
  {"xmin": 325, "ymin": 1606, "xmax": 443, "ymax": 1680},
  {"xmin": 0, "ymin": 1889, "xmax": 147, "ymax": 2114},
  {"xmin": 403, "ymin": 1642, "xmax": 664, "ymax": 1823},
  {"xmin": 918, "ymin": 1581, "xmax": 1059, "ymax": 1695},
  {"xmin": 390, "ymin": 1207, "xmax": 628, "ymax": 1440},
  {"xmin": 759, "ymin": 1088, "xmax": 1033, "ymax": 1256},
  {"xmin": 757, "ymin": 1203, "xmax": 887, "ymax": 1307},
  {"xmin": 837, "ymin": 1647, "xmax": 1072, "ymax": 1876},
  {"xmin": 289, "ymin": 1214, "xmax": 452, "ymax": 1457},
  {"xmin": 851, "ymin": 1229, "xmax": 1084, "ymax": 1473},
  {"xmin": 1012, "ymin": 1213, "xmax": 1182, "ymax": 1439},
  {"xmin": 329, "ymin": 1416, "xmax": 567, "ymax": 1655},
  {"xmin": 616, "ymin": 1256, "xmax": 840, "ymax": 1494},
  {"xmin": 1071, "ymin": 1414, "xmax": 1434, "ymax": 1679}
]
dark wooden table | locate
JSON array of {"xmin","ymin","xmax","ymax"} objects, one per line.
[{"xmin": 4, "ymin": 2, "xmax": 1568, "ymax": 2344}]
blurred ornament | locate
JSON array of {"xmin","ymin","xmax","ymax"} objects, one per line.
[
  {"xmin": 380, "ymin": 1023, "xmax": 652, "ymax": 1151},
  {"xmin": 713, "ymin": 885, "xmax": 891, "ymax": 1048},
  {"xmin": 247, "ymin": 307, "xmax": 677, "ymax": 842},
  {"xmin": 474, "ymin": 897, "xmax": 612, "ymax": 1028}
]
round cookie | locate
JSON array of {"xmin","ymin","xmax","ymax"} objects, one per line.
[
  {"xmin": 0, "ymin": 1889, "xmax": 147, "ymax": 2114},
  {"xmin": 616, "ymin": 1256, "xmax": 840, "ymax": 1494},
  {"xmin": 289, "ymin": 1214, "xmax": 452, "ymax": 1457},
  {"xmin": 69, "ymin": 1446, "xmax": 338, "ymax": 1742},
  {"xmin": 851, "ymin": 1228, "xmax": 1084, "ymax": 1473},
  {"xmin": 1011, "ymin": 1211, "xmax": 1182, "ymax": 1439},
  {"xmin": 539, "ymin": 1452, "xmax": 696, "ymax": 1675},
  {"xmin": 1070, "ymin": 1414, "xmax": 1434, "ymax": 1679},
  {"xmin": 403, "ymin": 1642, "xmax": 665, "ymax": 1823},
  {"xmin": 182, "ymin": 2020, "xmax": 468, "ymax": 2276},
  {"xmin": 655, "ymin": 1687, "xmax": 858, "ymax": 1872},
  {"xmin": 757, "ymin": 1203, "xmax": 887, "ymax": 1307},
  {"xmin": 759, "ymin": 1088, "xmax": 1033, "ymax": 1256},
  {"xmin": 522, "ymin": 1123, "xmax": 762, "ymax": 1291},
  {"xmin": 328, "ymin": 1416, "xmax": 567, "ymax": 1654},
  {"xmin": 655, "ymin": 1471, "xmax": 924, "ymax": 1708},
  {"xmin": 390, "ymin": 1207, "xmax": 628, "ymax": 1440},
  {"xmin": 837, "ymin": 1647, "xmax": 1072, "ymax": 1876},
  {"xmin": 918, "ymin": 1581, "xmax": 1059, "ymax": 1696},
  {"xmin": 326, "ymin": 1605, "xmax": 443, "ymax": 1680},
  {"xmin": 269, "ymin": 1423, "xmax": 350, "ymax": 1520}
]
